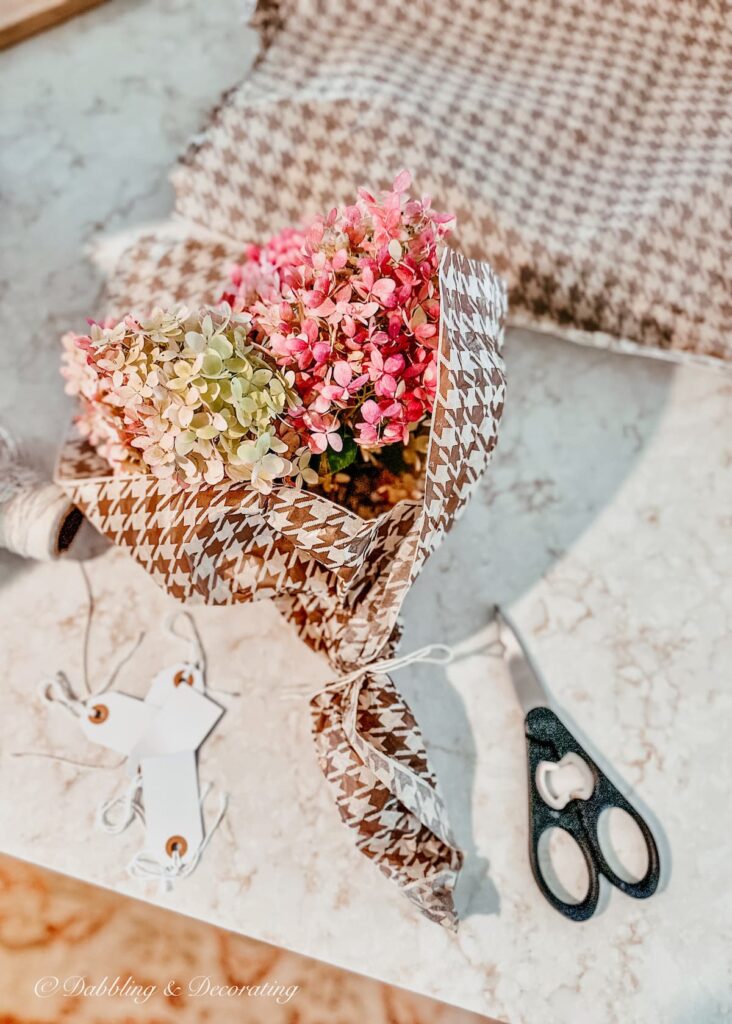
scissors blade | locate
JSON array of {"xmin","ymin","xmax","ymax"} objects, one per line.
[{"xmin": 494, "ymin": 605, "xmax": 551, "ymax": 715}]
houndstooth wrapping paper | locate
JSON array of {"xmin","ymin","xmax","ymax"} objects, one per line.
[
  {"xmin": 145, "ymin": 0, "xmax": 731, "ymax": 370},
  {"xmin": 57, "ymin": 247, "xmax": 507, "ymax": 927}
]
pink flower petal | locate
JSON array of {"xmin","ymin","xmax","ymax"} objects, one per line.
[
  {"xmin": 333, "ymin": 361, "xmax": 352, "ymax": 387},
  {"xmin": 327, "ymin": 431, "xmax": 343, "ymax": 452},
  {"xmin": 310, "ymin": 298, "xmax": 337, "ymax": 317},
  {"xmin": 312, "ymin": 342, "xmax": 331, "ymax": 364},
  {"xmin": 415, "ymin": 322, "xmax": 437, "ymax": 341},
  {"xmin": 384, "ymin": 354, "xmax": 405, "ymax": 374},
  {"xmin": 303, "ymin": 318, "xmax": 319, "ymax": 343},
  {"xmin": 372, "ymin": 278, "xmax": 396, "ymax": 303},
  {"xmin": 392, "ymin": 169, "xmax": 412, "ymax": 193},
  {"xmin": 361, "ymin": 399, "xmax": 382, "ymax": 424},
  {"xmin": 356, "ymin": 424, "xmax": 378, "ymax": 445},
  {"xmin": 376, "ymin": 374, "xmax": 398, "ymax": 398},
  {"xmin": 313, "ymin": 393, "xmax": 333, "ymax": 412},
  {"xmin": 332, "ymin": 249, "xmax": 348, "ymax": 270}
]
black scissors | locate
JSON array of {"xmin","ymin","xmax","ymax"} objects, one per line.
[{"xmin": 494, "ymin": 606, "xmax": 661, "ymax": 922}]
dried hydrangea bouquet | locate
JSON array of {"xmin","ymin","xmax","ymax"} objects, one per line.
[
  {"xmin": 56, "ymin": 173, "xmax": 507, "ymax": 926},
  {"xmin": 61, "ymin": 173, "xmax": 452, "ymax": 519}
]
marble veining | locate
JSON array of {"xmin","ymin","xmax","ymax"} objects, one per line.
[{"xmin": 0, "ymin": 853, "xmax": 491, "ymax": 1023}]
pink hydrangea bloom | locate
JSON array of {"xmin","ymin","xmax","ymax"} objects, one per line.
[
  {"xmin": 64, "ymin": 173, "xmax": 455, "ymax": 503},
  {"xmin": 303, "ymin": 412, "xmax": 344, "ymax": 455},
  {"xmin": 228, "ymin": 170, "xmax": 454, "ymax": 457},
  {"xmin": 222, "ymin": 227, "xmax": 307, "ymax": 310}
]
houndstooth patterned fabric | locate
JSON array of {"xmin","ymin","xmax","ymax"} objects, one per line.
[
  {"xmin": 159, "ymin": 0, "xmax": 732, "ymax": 369},
  {"xmin": 57, "ymin": 248, "xmax": 506, "ymax": 925},
  {"xmin": 311, "ymin": 671, "xmax": 463, "ymax": 928}
]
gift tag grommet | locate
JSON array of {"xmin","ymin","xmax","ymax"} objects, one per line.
[
  {"xmin": 79, "ymin": 693, "xmax": 156, "ymax": 754},
  {"xmin": 141, "ymin": 751, "xmax": 203, "ymax": 866},
  {"xmin": 165, "ymin": 834, "xmax": 188, "ymax": 858},
  {"xmin": 146, "ymin": 662, "xmax": 204, "ymax": 706},
  {"xmin": 88, "ymin": 703, "xmax": 109, "ymax": 725}
]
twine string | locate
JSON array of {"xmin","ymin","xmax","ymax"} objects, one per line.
[
  {"xmin": 281, "ymin": 642, "xmax": 456, "ymax": 702},
  {"xmin": 281, "ymin": 633, "xmax": 508, "ymax": 702},
  {"xmin": 15, "ymin": 570, "xmax": 226, "ymax": 886},
  {"xmin": 97, "ymin": 772, "xmax": 145, "ymax": 835},
  {"xmin": 166, "ymin": 609, "xmax": 205, "ymax": 675},
  {"xmin": 165, "ymin": 610, "xmax": 240, "ymax": 698},
  {"xmin": 0, "ymin": 423, "xmax": 79, "ymax": 560}
]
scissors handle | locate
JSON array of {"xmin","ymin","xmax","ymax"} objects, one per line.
[{"xmin": 525, "ymin": 706, "xmax": 661, "ymax": 922}]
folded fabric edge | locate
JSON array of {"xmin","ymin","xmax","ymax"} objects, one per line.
[
  {"xmin": 509, "ymin": 313, "xmax": 732, "ymax": 375},
  {"xmin": 309, "ymin": 671, "xmax": 464, "ymax": 929}
]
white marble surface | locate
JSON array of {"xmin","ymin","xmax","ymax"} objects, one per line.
[{"xmin": 1, "ymin": 4, "xmax": 731, "ymax": 1023}]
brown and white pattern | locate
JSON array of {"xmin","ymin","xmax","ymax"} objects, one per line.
[
  {"xmin": 57, "ymin": 248, "xmax": 507, "ymax": 926},
  {"xmin": 311, "ymin": 672, "xmax": 463, "ymax": 930},
  {"xmin": 152, "ymin": 0, "xmax": 732, "ymax": 369}
]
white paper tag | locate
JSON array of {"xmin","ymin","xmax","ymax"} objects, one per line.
[
  {"xmin": 145, "ymin": 661, "xmax": 204, "ymax": 707},
  {"xmin": 127, "ymin": 685, "xmax": 224, "ymax": 775},
  {"xmin": 78, "ymin": 693, "xmax": 156, "ymax": 755},
  {"xmin": 140, "ymin": 751, "xmax": 203, "ymax": 866}
]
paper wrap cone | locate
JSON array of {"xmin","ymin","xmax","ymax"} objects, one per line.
[{"xmin": 57, "ymin": 243, "xmax": 506, "ymax": 927}]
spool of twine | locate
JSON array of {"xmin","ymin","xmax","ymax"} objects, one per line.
[{"xmin": 0, "ymin": 427, "xmax": 83, "ymax": 561}]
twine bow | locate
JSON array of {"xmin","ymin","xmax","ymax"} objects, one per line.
[{"xmin": 281, "ymin": 642, "xmax": 455, "ymax": 702}]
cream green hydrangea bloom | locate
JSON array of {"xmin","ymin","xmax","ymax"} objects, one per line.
[{"xmin": 61, "ymin": 306, "xmax": 298, "ymax": 494}]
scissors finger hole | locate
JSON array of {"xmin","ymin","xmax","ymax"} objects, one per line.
[
  {"xmin": 597, "ymin": 807, "xmax": 649, "ymax": 883},
  {"xmin": 537, "ymin": 827, "xmax": 590, "ymax": 906}
]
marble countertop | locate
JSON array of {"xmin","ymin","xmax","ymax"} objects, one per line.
[{"xmin": 1, "ymin": 4, "xmax": 731, "ymax": 1023}]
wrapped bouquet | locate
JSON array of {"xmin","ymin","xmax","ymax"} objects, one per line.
[
  {"xmin": 62, "ymin": 173, "xmax": 452, "ymax": 517},
  {"xmin": 56, "ymin": 174, "xmax": 507, "ymax": 927}
]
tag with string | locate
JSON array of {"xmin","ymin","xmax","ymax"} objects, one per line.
[
  {"xmin": 127, "ymin": 685, "xmax": 224, "ymax": 776},
  {"xmin": 39, "ymin": 674, "xmax": 156, "ymax": 756},
  {"xmin": 139, "ymin": 751, "xmax": 204, "ymax": 868},
  {"xmin": 145, "ymin": 611, "xmax": 207, "ymax": 705},
  {"xmin": 29, "ymin": 567, "xmax": 231, "ymax": 890},
  {"xmin": 145, "ymin": 661, "xmax": 204, "ymax": 705},
  {"xmin": 79, "ymin": 694, "xmax": 156, "ymax": 755}
]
